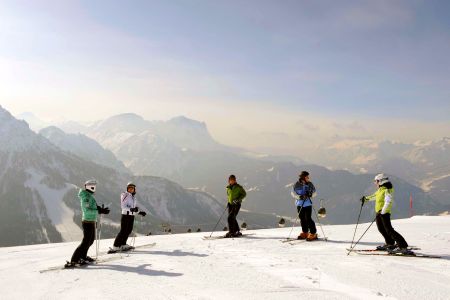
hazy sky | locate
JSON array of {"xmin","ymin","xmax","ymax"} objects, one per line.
[{"xmin": 1, "ymin": 0, "xmax": 449, "ymax": 154}]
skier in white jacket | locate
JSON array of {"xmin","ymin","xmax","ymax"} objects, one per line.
[{"xmin": 111, "ymin": 182, "xmax": 147, "ymax": 252}]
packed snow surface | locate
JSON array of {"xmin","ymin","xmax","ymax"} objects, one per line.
[{"xmin": 1, "ymin": 216, "xmax": 449, "ymax": 300}]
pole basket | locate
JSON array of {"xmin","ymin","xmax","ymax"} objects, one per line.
[
  {"xmin": 317, "ymin": 207, "xmax": 327, "ymax": 218},
  {"xmin": 241, "ymin": 222, "xmax": 248, "ymax": 230},
  {"xmin": 278, "ymin": 218, "xmax": 286, "ymax": 228}
]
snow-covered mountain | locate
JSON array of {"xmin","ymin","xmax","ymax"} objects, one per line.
[
  {"xmin": 152, "ymin": 116, "xmax": 228, "ymax": 151},
  {"xmin": 39, "ymin": 126, "xmax": 129, "ymax": 173},
  {"xmin": 0, "ymin": 106, "xmax": 228, "ymax": 247},
  {"xmin": 86, "ymin": 113, "xmax": 153, "ymax": 151},
  {"xmin": 86, "ymin": 113, "xmax": 231, "ymax": 153},
  {"xmin": 3, "ymin": 216, "xmax": 450, "ymax": 299}
]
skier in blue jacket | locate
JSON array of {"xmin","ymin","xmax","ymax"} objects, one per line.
[{"xmin": 291, "ymin": 171, "xmax": 318, "ymax": 241}]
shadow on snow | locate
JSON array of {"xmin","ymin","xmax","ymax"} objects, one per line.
[{"xmin": 87, "ymin": 263, "xmax": 183, "ymax": 277}]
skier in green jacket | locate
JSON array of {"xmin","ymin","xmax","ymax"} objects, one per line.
[
  {"xmin": 225, "ymin": 175, "xmax": 247, "ymax": 238},
  {"xmin": 66, "ymin": 180, "xmax": 110, "ymax": 267},
  {"xmin": 361, "ymin": 174, "xmax": 410, "ymax": 254}
]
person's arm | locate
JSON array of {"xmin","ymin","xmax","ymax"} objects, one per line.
[
  {"xmin": 380, "ymin": 191, "xmax": 392, "ymax": 214},
  {"xmin": 364, "ymin": 192, "xmax": 377, "ymax": 202},
  {"xmin": 121, "ymin": 193, "xmax": 132, "ymax": 210},
  {"xmin": 239, "ymin": 187, "xmax": 247, "ymax": 201},
  {"xmin": 89, "ymin": 196, "xmax": 98, "ymax": 211},
  {"xmin": 308, "ymin": 183, "xmax": 317, "ymax": 198}
]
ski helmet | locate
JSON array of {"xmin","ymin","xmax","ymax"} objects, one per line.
[
  {"xmin": 374, "ymin": 173, "xmax": 389, "ymax": 185},
  {"xmin": 127, "ymin": 182, "xmax": 136, "ymax": 188},
  {"xmin": 85, "ymin": 179, "xmax": 97, "ymax": 193}
]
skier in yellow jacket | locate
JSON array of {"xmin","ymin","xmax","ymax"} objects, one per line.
[{"xmin": 362, "ymin": 174, "xmax": 410, "ymax": 254}]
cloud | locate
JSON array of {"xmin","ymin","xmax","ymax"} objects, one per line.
[
  {"xmin": 296, "ymin": 120, "xmax": 320, "ymax": 131},
  {"xmin": 332, "ymin": 121, "xmax": 366, "ymax": 131}
]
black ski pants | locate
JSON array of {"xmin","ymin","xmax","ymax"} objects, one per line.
[
  {"xmin": 71, "ymin": 221, "xmax": 96, "ymax": 263},
  {"xmin": 114, "ymin": 214, "xmax": 135, "ymax": 247},
  {"xmin": 376, "ymin": 213, "xmax": 408, "ymax": 248},
  {"xmin": 298, "ymin": 206, "xmax": 317, "ymax": 234},
  {"xmin": 227, "ymin": 203, "xmax": 241, "ymax": 234}
]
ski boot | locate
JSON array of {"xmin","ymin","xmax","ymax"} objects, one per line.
[
  {"xmin": 388, "ymin": 247, "xmax": 415, "ymax": 256},
  {"xmin": 224, "ymin": 232, "xmax": 233, "ymax": 238},
  {"xmin": 108, "ymin": 246, "xmax": 121, "ymax": 254},
  {"xmin": 232, "ymin": 232, "xmax": 243, "ymax": 238},
  {"xmin": 297, "ymin": 232, "xmax": 308, "ymax": 240},
  {"xmin": 376, "ymin": 244, "xmax": 396, "ymax": 251},
  {"xmin": 306, "ymin": 233, "xmax": 318, "ymax": 242},
  {"xmin": 84, "ymin": 256, "xmax": 96, "ymax": 263},
  {"xmin": 121, "ymin": 244, "xmax": 134, "ymax": 251},
  {"xmin": 64, "ymin": 261, "xmax": 77, "ymax": 269}
]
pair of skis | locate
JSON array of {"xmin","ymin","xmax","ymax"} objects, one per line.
[
  {"xmin": 202, "ymin": 233, "xmax": 255, "ymax": 240},
  {"xmin": 348, "ymin": 247, "xmax": 442, "ymax": 259},
  {"xmin": 281, "ymin": 237, "xmax": 324, "ymax": 245},
  {"xmin": 39, "ymin": 242, "xmax": 157, "ymax": 273}
]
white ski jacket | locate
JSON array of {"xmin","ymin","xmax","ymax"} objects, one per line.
[{"xmin": 121, "ymin": 192, "xmax": 138, "ymax": 216}]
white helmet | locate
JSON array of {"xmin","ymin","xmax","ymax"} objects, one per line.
[
  {"xmin": 127, "ymin": 182, "xmax": 136, "ymax": 188},
  {"xmin": 85, "ymin": 179, "xmax": 97, "ymax": 193},
  {"xmin": 374, "ymin": 174, "xmax": 389, "ymax": 185}
]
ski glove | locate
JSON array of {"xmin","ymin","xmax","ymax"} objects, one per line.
[
  {"xmin": 130, "ymin": 207, "xmax": 139, "ymax": 213},
  {"xmin": 138, "ymin": 211, "xmax": 147, "ymax": 217},
  {"xmin": 360, "ymin": 196, "xmax": 367, "ymax": 203},
  {"xmin": 97, "ymin": 206, "xmax": 110, "ymax": 215}
]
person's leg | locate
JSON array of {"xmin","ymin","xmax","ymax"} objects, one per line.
[
  {"xmin": 298, "ymin": 206, "xmax": 308, "ymax": 234},
  {"xmin": 227, "ymin": 204, "xmax": 235, "ymax": 233},
  {"xmin": 81, "ymin": 222, "xmax": 96, "ymax": 259},
  {"xmin": 71, "ymin": 222, "xmax": 91, "ymax": 263},
  {"xmin": 233, "ymin": 204, "xmax": 241, "ymax": 233},
  {"xmin": 122, "ymin": 215, "xmax": 135, "ymax": 246},
  {"xmin": 305, "ymin": 206, "xmax": 317, "ymax": 234},
  {"xmin": 381, "ymin": 214, "xmax": 408, "ymax": 248},
  {"xmin": 113, "ymin": 215, "xmax": 127, "ymax": 247},
  {"xmin": 376, "ymin": 214, "xmax": 395, "ymax": 246}
]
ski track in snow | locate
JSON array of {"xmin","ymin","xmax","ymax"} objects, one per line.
[{"xmin": 0, "ymin": 216, "xmax": 450, "ymax": 300}]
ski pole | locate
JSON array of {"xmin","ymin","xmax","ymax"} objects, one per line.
[
  {"xmin": 132, "ymin": 215, "xmax": 142, "ymax": 250},
  {"xmin": 287, "ymin": 199, "xmax": 305, "ymax": 240},
  {"xmin": 287, "ymin": 213, "xmax": 299, "ymax": 240},
  {"xmin": 312, "ymin": 205, "xmax": 327, "ymax": 242},
  {"xmin": 347, "ymin": 216, "xmax": 376, "ymax": 255},
  {"xmin": 350, "ymin": 200, "xmax": 365, "ymax": 249},
  {"xmin": 209, "ymin": 204, "xmax": 228, "ymax": 238},
  {"xmin": 96, "ymin": 214, "xmax": 102, "ymax": 260},
  {"xmin": 128, "ymin": 216, "xmax": 139, "ymax": 256}
]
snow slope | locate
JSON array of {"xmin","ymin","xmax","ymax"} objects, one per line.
[
  {"xmin": 24, "ymin": 168, "xmax": 82, "ymax": 241},
  {"xmin": 1, "ymin": 216, "xmax": 449, "ymax": 300}
]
